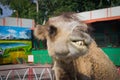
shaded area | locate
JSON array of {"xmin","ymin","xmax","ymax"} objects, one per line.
[
  {"xmin": 92, "ymin": 20, "xmax": 120, "ymax": 47},
  {"xmin": 91, "ymin": 19, "xmax": 120, "ymax": 66}
]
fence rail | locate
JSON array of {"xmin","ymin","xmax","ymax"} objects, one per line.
[
  {"xmin": 1, "ymin": 64, "xmax": 120, "ymax": 80},
  {"xmin": 0, "ymin": 64, "xmax": 55, "ymax": 80}
]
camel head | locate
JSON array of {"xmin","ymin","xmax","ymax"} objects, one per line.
[{"xmin": 34, "ymin": 13, "xmax": 92, "ymax": 62}]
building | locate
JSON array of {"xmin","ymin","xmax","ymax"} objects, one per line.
[{"xmin": 77, "ymin": 6, "xmax": 120, "ymax": 66}]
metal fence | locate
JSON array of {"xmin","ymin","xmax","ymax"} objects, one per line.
[
  {"xmin": 1, "ymin": 64, "xmax": 119, "ymax": 80},
  {"xmin": 0, "ymin": 64, "xmax": 55, "ymax": 80}
]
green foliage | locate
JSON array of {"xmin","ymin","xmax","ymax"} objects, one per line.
[
  {"xmin": 0, "ymin": 0, "xmax": 120, "ymax": 24},
  {"xmin": 0, "ymin": 40, "xmax": 32, "ymax": 58},
  {"xmin": 9, "ymin": 0, "xmax": 36, "ymax": 18},
  {"xmin": 0, "ymin": 48, "xmax": 10, "ymax": 58},
  {"xmin": 0, "ymin": 53, "xmax": 10, "ymax": 58}
]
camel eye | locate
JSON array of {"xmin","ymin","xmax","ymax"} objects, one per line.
[{"xmin": 48, "ymin": 25, "xmax": 57, "ymax": 36}]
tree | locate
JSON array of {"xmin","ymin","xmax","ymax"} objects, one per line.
[
  {"xmin": 0, "ymin": 8, "xmax": 2, "ymax": 15},
  {"xmin": 0, "ymin": 0, "xmax": 119, "ymax": 24}
]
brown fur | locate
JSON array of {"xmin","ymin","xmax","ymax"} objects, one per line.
[
  {"xmin": 74, "ymin": 41, "xmax": 120, "ymax": 80},
  {"xmin": 34, "ymin": 13, "xmax": 120, "ymax": 80}
]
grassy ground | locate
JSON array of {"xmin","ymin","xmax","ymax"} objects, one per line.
[{"xmin": 0, "ymin": 40, "xmax": 32, "ymax": 64}]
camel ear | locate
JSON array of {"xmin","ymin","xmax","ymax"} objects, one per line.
[{"xmin": 34, "ymin": 25, "xmax": 46, "ymax": 40}]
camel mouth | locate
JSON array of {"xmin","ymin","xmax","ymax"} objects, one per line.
[{"xmin": 71, "ymin": 40, "xmax": 87, "ymax": 48}]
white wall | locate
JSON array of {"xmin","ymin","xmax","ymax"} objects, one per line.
[
  {"xmin": 76, "ymin": 6, "xmax": 120, "ymax": 21},
  {"xmin": 0, "ymin": 17, "xmax": 35, "ymax": 29}
]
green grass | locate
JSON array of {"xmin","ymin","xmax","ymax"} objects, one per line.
[{"xmin": 0, "ymin": 40, "xmax": 32, "ymax": 64}]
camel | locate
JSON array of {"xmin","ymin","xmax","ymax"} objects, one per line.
[{"xmin": 34, "ymin": 13, "xmax": 120, "ymax": 80}]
